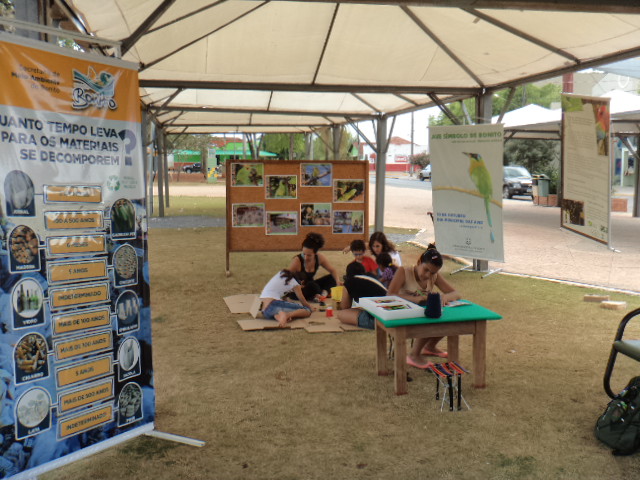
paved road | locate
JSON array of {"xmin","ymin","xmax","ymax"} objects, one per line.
[
  {"xmin": 373, "ymin": 175, "xmax": 640, "ymax": 293},
  {"xmin": 153, "ymin": 178, "xmax": 640, "ymax": 293}
]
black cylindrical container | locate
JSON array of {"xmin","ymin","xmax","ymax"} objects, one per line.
[{"xmin": 424, "ymin": 292, "xmax": 442, "ymax": 318}]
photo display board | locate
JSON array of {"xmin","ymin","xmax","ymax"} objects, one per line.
[
  {"xmin": 0, "ymin": 34, "xmax": 154, "ymax": 478},
  {"xmin": 226, "ymin": 160, "xmax": 369, "ymax": 252}
]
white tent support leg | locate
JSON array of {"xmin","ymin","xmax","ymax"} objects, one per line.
[
  {"xmin": 142, "ymin": 110, "xmax": 154, "ymax": 218},
  {"xmin": 163, "ymin": 132, "xmax": 170, "ymax": 206},
  {"xmin": 474, "ymin": 92, "xmax": 501, "ymax": 278},
  {"xmin": 145, "ymin": 430, "xmax": 206, "ymax": 448},
  {"xmin": 618, "ymin": 135, "xmax": 640, "ymax": 217},
  {"xmin": 156, "ymin": 128, "xmax": 165, "ymax": 218},
  {"xmin": 161, "ymin": 130, "xmax": 170, "ymax": 208},
  {"xmin": 374, "ymin": 116, "xmax": 388, "ymax": 232}
]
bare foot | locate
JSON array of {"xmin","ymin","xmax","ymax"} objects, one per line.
[
  {"xmin": 421, "ymin": 345, "xmax": 448, "ymax": 357},
  {"xmin": 275, "ymin": 311, "xmax": 289, "ymax": 327},
  {"xmin": 406, "ymin": 354, "xmax": 433, "ymax": 369}
]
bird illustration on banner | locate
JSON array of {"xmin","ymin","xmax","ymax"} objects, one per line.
[
  {"xmin": 464, "ymin": 152, "xmax": 495, "ymax": 244},
  {"xmin": 594, "ymin": 104, "xmax": 610, "ymax": 156}
]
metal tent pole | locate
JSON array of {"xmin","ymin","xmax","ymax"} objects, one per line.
[
  {"xmin": 374, "ymin": 116, "xmax": 388, "ymax": 232},
  {"xmin": 162, "ymin": 131, "xmax": 170, "ymax": 208}
]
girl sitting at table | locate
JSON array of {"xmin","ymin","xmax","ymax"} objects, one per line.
[{"xmin": 387, "ymin": 243, "xmax": 462, "ymax": 369}]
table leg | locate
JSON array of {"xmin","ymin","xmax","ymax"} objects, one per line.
[
  {"xmin": 394, "ymin": 327, "xmax": 408, "ymax": 395},
  {"xmin": 447, "ymin": 335, "xmax": 460, "ymax": 362},
  {"xmin": 472, "ymin": 320, "xmax": 487, "ymax": 388},
  {"xmin": 376, "ymin": 321, "xmax": 389, "ymax": 376}
]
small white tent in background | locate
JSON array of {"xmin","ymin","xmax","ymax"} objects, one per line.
[
  {"xmin": 493, "ymin": 104, "xmax": 560, "ymax": 128},
  {"xmin": 493, "ymin": 90, "xmax": 640, "ymax": 131},
  {"xmin": 601, "ymin": 89, "xmax": 640, "ymax": 114}
]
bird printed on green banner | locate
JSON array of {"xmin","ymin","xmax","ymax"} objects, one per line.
[{"xmin": 464, "ymin": 152, "xmax": 495, "ymax": 243}]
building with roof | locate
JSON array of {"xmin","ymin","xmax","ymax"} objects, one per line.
[{"xmin": 359, "ymin": 136, "xmax": 428, "ymax": 172}]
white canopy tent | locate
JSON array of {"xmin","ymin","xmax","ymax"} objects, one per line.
[
  {"xmin": 53, "ymin": 0, "xmax": 640, "ymax": 223},
  {"xmin": 61, "ymin": 1, "xmax": 640, "ymax": 133}
]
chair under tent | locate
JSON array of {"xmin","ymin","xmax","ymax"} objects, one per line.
[{"xmin": 603, "ymin": 307, "xmax": 640, "ymax": 398}]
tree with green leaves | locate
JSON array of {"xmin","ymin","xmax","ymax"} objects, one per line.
[
  {"xmin": 409, "ymin": 152, "xmax": 430, "ymax": 168},
  {"xmin": 0, "ymin": 0, "xmax": 14, "ymax": 33},
  {"xmin": 504, "ymin": 138, "xmax": 559, "ymax": 173},
  {"xmin": 311, "ymin": 127, "xmax": 357, "ymax": 160},
  {"xmin": 504, "ymin": 138, "xmax": 561, "ymax": 193},
  {"xmin": 262, "ymin": 128, "xmax": 356, "ymax": 160},
  {"xmin": 261, "ymin": 133, "xmax": 306, "ymax": 159}
]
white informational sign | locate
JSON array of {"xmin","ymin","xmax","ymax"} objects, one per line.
[
  {"xmin": 0, "ymin": 34, "xmax": 154, "ymax": 478},
  {"xmin": 429, "ymin": 124, "xmax": 505, "ymax": 263},
  {"xmin": 561, "ymin": 94, "xmax": 611, "ymax": 244}
]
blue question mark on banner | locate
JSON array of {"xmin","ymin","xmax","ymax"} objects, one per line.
[{"xmin": 118, "ymin": 129, "xmax": 137, "ymax": 166}]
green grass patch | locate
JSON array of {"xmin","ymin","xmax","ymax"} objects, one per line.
[{"xmin": 151, "ymin": 196, "xmax": 226, "ymax": 218}]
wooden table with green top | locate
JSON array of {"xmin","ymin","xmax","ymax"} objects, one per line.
[{"xmin": 370, "ymin": 301, "xmax": 502, "ymax": 395}]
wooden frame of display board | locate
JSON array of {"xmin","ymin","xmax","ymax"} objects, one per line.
[{"xmin": 225, "ymin": 160, "xmax": 369, "ymax": 274}]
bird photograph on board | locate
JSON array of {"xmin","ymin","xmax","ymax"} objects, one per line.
[
  {"xmin": 464, "ymin": 152, "xmax": 496, "ymax": 244},
  {"xmin": 266, "ymin": 175, "xmax": 297, "ymax": 199}
]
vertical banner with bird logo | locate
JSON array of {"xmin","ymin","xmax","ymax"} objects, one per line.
[
  {"xmin": 0, "ymin": 34, "xmax": 155, "ymax": 478},
  {"xmin": 561, "ymin": 94, "xmax": 611, "ymax": 244},
  {"xmin": 429, "ymin": 124, "xmax": 505, "ymax": 263}
]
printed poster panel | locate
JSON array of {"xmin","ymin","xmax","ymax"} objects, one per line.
[
  {"xmin": 0, "ymin": 34, "xmax": 154, "ymax": 477},
  {"xmin": 561, "ymin": 94, "xmax": 611, "ymax": 244},
  {"xmin": 429, "ymin": 124, "xmax": 505, "ymax": 263}
]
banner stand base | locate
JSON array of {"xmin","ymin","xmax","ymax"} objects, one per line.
[
  {"xmin": 145, "ymin": 430, "xmax": 206, "ymax": 447},
  {"xmin": 11, "ymin": 426, "xmax": 205, "ymax": 480},
  {"xmin": 450, "ymin": 261, "xmax": 502, "ymax": 279},
  {"xmin": 450, "ymin": 264, "xmax": 473, "ymax": 275}
]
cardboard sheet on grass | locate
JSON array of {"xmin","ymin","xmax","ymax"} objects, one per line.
[{"xmin": 224, "ymin": 294, "xmax": 364, "ymax": 333}]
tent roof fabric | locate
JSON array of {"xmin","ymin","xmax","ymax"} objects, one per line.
[{"xmin": 66, "ymin": 1, "xmax": 640, "ymax": 134}]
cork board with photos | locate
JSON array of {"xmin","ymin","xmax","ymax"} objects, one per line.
[{"xmin": 226, "ymin": 160, "xmax": 369, "ymax": 252}]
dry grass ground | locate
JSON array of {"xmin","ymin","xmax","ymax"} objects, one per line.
[{"xmin": 42, "ymin": 222, "xmax": 640, "ymax": 480}]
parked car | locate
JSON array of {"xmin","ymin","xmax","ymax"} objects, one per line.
[
  {"xmin": 418, "ymin": 164, "xmax": 431, "ymax": 181},
  {"xmin": 503, "ymin": 165, "xmax": 533, "ymax": 199},
  {"xmin": 182, "ymin": 163, "xmax": 202, "ymax": 173}
]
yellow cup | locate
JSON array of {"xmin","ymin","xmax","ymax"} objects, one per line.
[{"xmin": 330, "ymin": 286, "xmax": 343, "ymax": 302}]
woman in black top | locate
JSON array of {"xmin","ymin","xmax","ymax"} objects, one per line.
[
  {"xmin": 336, "ymin": 261, "xmax": 387, "ymax": 330},
  {"xmin": 288, "ymin": 232, "xmax": 340, "ymax": 301}
]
